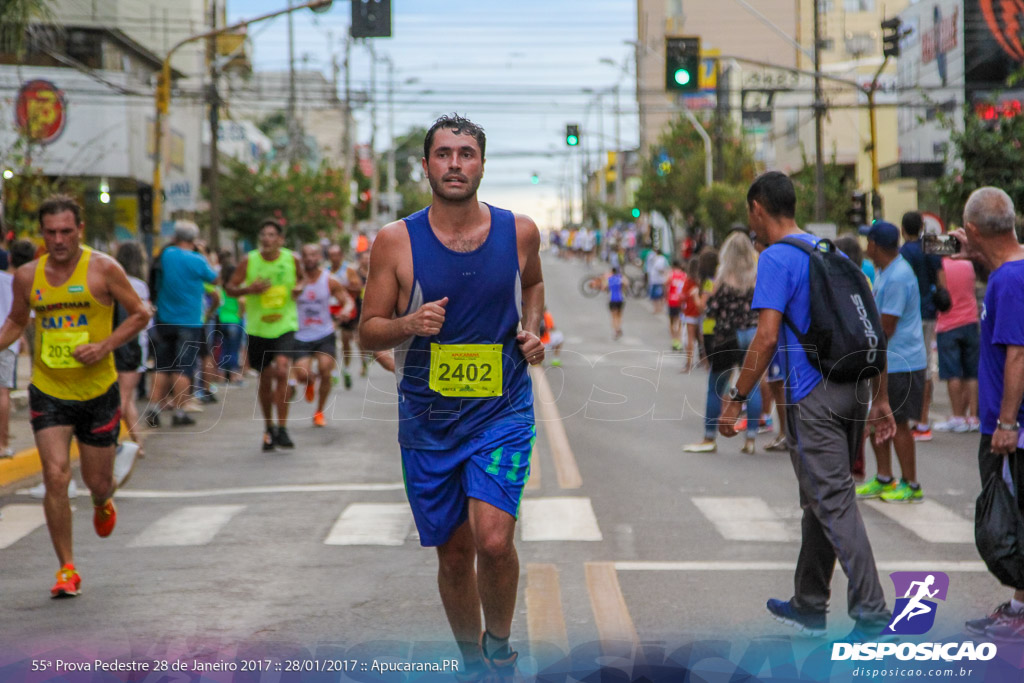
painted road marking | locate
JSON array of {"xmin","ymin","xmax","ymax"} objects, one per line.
[
  {"xmin": 526, "ymin": 563, "xmax": 569, "ymax": 653},
  {"xmin": 520, "ymin": 497, "xmax": 602, "ymax": 541},
  {"xmin": 691, "ymin": 496, "xmax": 796, "ymax": 542},
  {"xmin": 0, "ymin": 504, "xmax": 47, "ymax": 549},
  {"xmin": 613, "ymin": 561, "xmax": 988, "ymax": 572},
  {"xmin": 81, "ymin": 483, "xmax": 405, "ymax": 499},
  {"xmin": 128, "ymin": 505, "xmax": 244, "ymax": 547},
  {"xmin": 864, "ymin": 499, "xmax": 975, "ymax": 544},
  {"xmin": 530, "ymin": 366, "xmax": 582, "ymax": 489},
  {"xmin": 586, "ymin": 562, "xmax": 638, "ymax": 647},
  {"xmin": 324, "ymin": 503, "xmax": 413, "ymax": 546}
]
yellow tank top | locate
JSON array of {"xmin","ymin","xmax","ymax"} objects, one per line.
[{"xmin": 32, "ymin": 247, "xmax": 117, "ymax": 401}]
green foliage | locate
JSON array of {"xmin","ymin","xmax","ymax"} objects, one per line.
[
  {"xmin": 0, "ymin": 0, "xmax": 54, "ymax": 57},
  {"xmin": 219, "ymin": 159, "xmax": 350, "ymax": 245},
  {"xmin": 635, "ymin": 113, "xmax": 757, "ymax": 227},
  {"xmin": 789, "ymin": 157, "xmax": 854, "ymax": 228},
  {"xmin": 388, "ymin": 126, "xmax": 432, "ymax": 216},
  {"xmin": 936, "ymin": 103, "xmax": 1024, "ymax": 221},
  {"xmin": 696, "ymin": 183, "xmax": 749, "ymax": 241},
  {"xmin": 0, "ymin": 132, "xmax": 80, "ymax": 237}
]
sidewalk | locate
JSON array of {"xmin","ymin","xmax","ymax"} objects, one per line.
[{"xmin": 0, "ymin": 350, "xmax": 56, "ymax": 487}]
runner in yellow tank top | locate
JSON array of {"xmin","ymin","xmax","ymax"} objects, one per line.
[{"xmin": 0, "ymin": 195, "xmax": 149, "ymax": 599}]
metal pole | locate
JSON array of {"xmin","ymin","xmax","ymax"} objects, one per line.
[
  {"xmin": 613, "ymin": 85, "xmax": 624, "ymax": 207},
  {"xmin": 286, "ymin": 0, "xmax": 298, "ymax": 165},
  {"xmin": 207, "ymin": 0, "xmax": 221, "ymax": 250},
  {"xmin": 343, "ymin": 33, "xmax": 354, "ymax": 232},
  {"xmin": 596, "ymin": 92, "xmax": 607, "ymax": 230},
  {"xmin": 682, "ymin": 108, "xmax": 712, "ymax": 188},
  {"xmin": 813, "ymin": 0, "xmax": 826, "ymax": 222},
  {"xmin": 386, "ymin": 58, "xmax": 396, "ymax": 222},
  {"xmin": 368, "ymin": 42, "xmax": 379, "ymax": 226},
  {"xmin": 868, "ymin": 57, "xmax": 889, "ymax": 223}
]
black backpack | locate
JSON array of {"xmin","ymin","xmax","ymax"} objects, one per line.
[{"xmin": 779, "ymin": 236, "xmax": 887, "ymax": 384}]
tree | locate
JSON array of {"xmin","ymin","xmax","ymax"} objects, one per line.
[
  {"xmin": 789, "ymin": 155, "xmax": 854, "ymax": 229},
  {"xmin": 634, "ymin": 113, "xmax": 757, "ymax": 227},
  {"xmin": 0, "ymin": 0, "xmax": 54, "ymax": 58},
  {"xmin": 696, "ymin": 183, "xmax": 749, "ymax": 242},
  {"xmin": 218, "ymin": 159, "xmax": 350, "ymax": 244},
  {"xmin": 936, "ymin": 103, "xmax": 1024, "ymax": 224}
]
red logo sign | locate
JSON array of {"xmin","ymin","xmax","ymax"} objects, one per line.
[
  {"xmin": 981, "ymin": 0, "xmax": 1024, "ymax": 62},
  {"xmin": 15, "ymin": 80, "xmax": 66, "ymax": 145}
]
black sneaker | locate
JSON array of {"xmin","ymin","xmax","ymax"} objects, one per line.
[
  {"xmin": 479, "ymin": 632, "xmax": 518, "ymax": 682},
  {"xmin": 144, "ymin": 410, "xmax": 161, "ymax": 428},
  {"xmin": 262, "ymin": 429, "xmax": 277, "ymax": 452},
  {"xmin": 966, "ymin": 601, "xmax": 1018, "ymax": 635},
  {"xmin": 274, "ymin": 426, "xmax": 295, "ymax": 449},
  {"xmin": 171, "ymin": 413, "xmax": 196, "ymax": 427},
  {"xmin": 766, "ymin": 598, "xmax": 827, "ymax": 637},
  {"xmin": 198, "ymin": 391, "xmax": 218, "ymax": 404}
]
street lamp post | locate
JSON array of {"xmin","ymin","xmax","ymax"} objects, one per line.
[{"xmin": 151, "ymin": 0, "xmax": 332, "ymax": 235}]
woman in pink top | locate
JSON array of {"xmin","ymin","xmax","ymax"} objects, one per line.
[{"xmin": 934, "ymin": 258, "xmax": 981, "ymax": 432}]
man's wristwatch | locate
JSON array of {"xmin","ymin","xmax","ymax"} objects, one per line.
[
  {"xmin": 997, "ymin": 421, "xmax": 1021, "ymax": 432},
  {"xmin": 727, "ymin": 387, "xmax": 748, "ymax": 402}
]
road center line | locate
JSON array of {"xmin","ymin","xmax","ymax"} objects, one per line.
[
  {"xmin": 530, "ymin": 366, "xmax": 582, "ymax": 489},
  {"xmin": 526, "ymin": 563, "xmax": 569, "ymax": 653},
  {"xmin": 586, "ymin": 562, "xmax": 639, "ymax": 649}
]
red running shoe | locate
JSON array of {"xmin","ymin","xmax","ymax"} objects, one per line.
[
  {"xmin": 93, "ymin": 498, "xmax": 117, "ymax": 537},
  {"xmin": 51, "ymin": 564, "xmax": 81, "ymax": 598}
]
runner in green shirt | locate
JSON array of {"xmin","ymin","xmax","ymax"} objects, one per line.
[{"xmin": 225, "ymin": 218, "xmax": 304, "ymax": 452}]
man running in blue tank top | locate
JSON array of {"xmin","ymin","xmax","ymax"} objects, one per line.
[{"xmin": 360, "ymin": 115, "xmax": 544, "ymax": 681}]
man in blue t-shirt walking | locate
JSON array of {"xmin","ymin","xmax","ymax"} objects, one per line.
[
  {"xmin": 951, "ymin": 187, "xmax": 1024, "ymax": 641},
  {"xmin": 145, "ymin": 221, "xmax": 217, "ymax": 427},
  {"xmin": 856, "ymin": 222, "xmax": 928, "ymax": 503},
  {"xmin": 719, "ymin": 171, "xmax": 897, "ymax": 642}
]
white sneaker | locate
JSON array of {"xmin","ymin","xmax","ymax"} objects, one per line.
[
  {"xmin": 113, "ymin": 441, "xmax": 139, "ymax": 488},
  {"xmin": 967, "ymin": 417, "xmax": 981, "ymax": 432},
  {"xmin": 935, "ymin": 417, "xmax": 969, "ymax": 433},
  {"xmin": 28, "ymin": 479, "xmax": 78, "ymax": 499},
  {"xmin": 0, "ymin": 446, "xmax": 14, "ymax": 458}
]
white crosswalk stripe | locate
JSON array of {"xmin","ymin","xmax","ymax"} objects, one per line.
[
  {"xmin": 520, "ymin": 497, "xmax": 603, "ymax": 541},
  {"xmin": 864, "ymin": 499, "xmax": 975, "ymax": 543},
  {"xmin": 0, "ymin": 504, "xmax": 48, "ymax": 549},
  {"xmin": 690, "ymin": 496, "xmax": 976, "ymax": 545},
  {"xmin": 324, "ymin": 503, "xmax": 414, "ymax": 546},
  {"xmin": 691, "ymin": 497, "xmax": 796, "ymax": 542},
  {"xmin": 127, "ymin": 505, "xmax": 244, "ymax": 547}
]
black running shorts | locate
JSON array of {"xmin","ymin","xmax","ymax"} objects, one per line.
[{"xmin": 29, "ymin": 383, "xmax": 121, "ymax": 448}]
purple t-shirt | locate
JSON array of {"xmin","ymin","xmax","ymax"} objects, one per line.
[{"xmin": 979, "ymin": 259, "xmax": 1024, "ymax": 435}]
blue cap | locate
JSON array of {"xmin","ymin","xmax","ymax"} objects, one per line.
[{"xmin": 859, "ymin": 221, "xmax": 900, "ymax": 249}]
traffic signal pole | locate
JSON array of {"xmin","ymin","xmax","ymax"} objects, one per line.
[
  {"xmin": 151, "ymin": 0, "xmax": 332, "ymax": 233},
  {"xmin": 867, "ymin": 56, "xmax": 890, "ymax": 222}
]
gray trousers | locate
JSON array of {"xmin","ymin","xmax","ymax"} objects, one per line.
[{"xmin": 786, "ymin": 379, "xmax": 891, "ymax": 628}]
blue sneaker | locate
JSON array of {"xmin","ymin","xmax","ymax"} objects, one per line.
[{"xmin": 766, "ymin": 599, "xmax": 826, "ymax": 637}]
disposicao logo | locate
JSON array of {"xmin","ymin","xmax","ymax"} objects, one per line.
[
  {"xmin": 832, "ymin": 572, "xmax": 998, "ymax": 662},
  {"xmin": 887, "ymin": 571, "xmax": 948, "ymax": 635}
]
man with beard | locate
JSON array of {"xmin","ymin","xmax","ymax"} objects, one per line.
[
  {"xmin": 293, "ymin": 244, "xmax": 353, "ymax": 427},
  {"xmin": 359, "ymin": 115, "xmax": 544, "ymax": 682},
  {"xmin": 0, "ymin": 194, "xmax": 150, "ymax": 597},
  {"xmin": 225, "ymin": 219, "xmax": 304, "ymax": 452}
]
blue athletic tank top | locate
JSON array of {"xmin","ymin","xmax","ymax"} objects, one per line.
[
  {"xmin": 608, "ymin": 273, "xmax": 624, "ymax": 303},
  {"xmin": 396, "ymin": 204, "xmax": 534, "ymax": 449}
]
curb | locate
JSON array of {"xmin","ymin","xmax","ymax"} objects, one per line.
[{"xmin": 0, "ymin": 445, "xmax": 80, "ymax": 488}]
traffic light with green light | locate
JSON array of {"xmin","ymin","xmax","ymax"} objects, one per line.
[
  {"xmin": 631, "ymin": 208, "xmax": 641, "ymax": 219},
  {"xmin": 531, "ymin": 172, "xmax": 540, "ymax": 184},
  {"xmin": 565, "ymin": 124, "xmax": 580, "ymax": 147},
  {"xmin": 665, "ymin": 36, "xmax": 701, "ymax": 92}
]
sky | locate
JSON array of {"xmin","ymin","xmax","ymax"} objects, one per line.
[{"xmin": 226, "ymin": 0, "xmax": 638, "ymax": 230}]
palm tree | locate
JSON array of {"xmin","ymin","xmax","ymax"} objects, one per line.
[{"xmin": 1, "ymin": 0, "xmax": 55, "ymax": 58}]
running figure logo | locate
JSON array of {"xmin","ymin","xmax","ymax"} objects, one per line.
[{"xmin": 886, "ymin": 571, "xmax": 950, "ymax": 635}]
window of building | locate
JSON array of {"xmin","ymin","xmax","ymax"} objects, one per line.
[{"xmin": 843, "ymin": 0, "xmax": 874, "ymax": 12}]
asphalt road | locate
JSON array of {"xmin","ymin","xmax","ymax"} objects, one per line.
[{"xmin": 0, "ymin": 252, "xmax": 1019, "ymax": 682}]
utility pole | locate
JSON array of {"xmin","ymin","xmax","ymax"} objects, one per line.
[
  {"xmin": 812, "ymin": 0, "xmax": 826, "ymax": 222},
  {"xmin": 368, "ymin": 42, "xmax": 379, "ymax": 226},
  {"xmin": 385, "ymin": 56, "xmax": 396, "ymax": 222},
  {"xmin": 342, "ymin": 33, "xmax": 354, "ymax": 232},
  {"xmin": 613, "ymin": 84, "xmax": 624, "ymax": 208},
  {"xmin": 207, "ymin": 0, "xmax": 222, "ymax": 250},
  {"xmin": 286, "ymin": 0, "xmax": 299, "ymax": 166}
]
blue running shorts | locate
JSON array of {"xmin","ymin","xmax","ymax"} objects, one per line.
[{"xmin": 401, "ymin": 422, "xmax": 536, "ymax": 547}]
